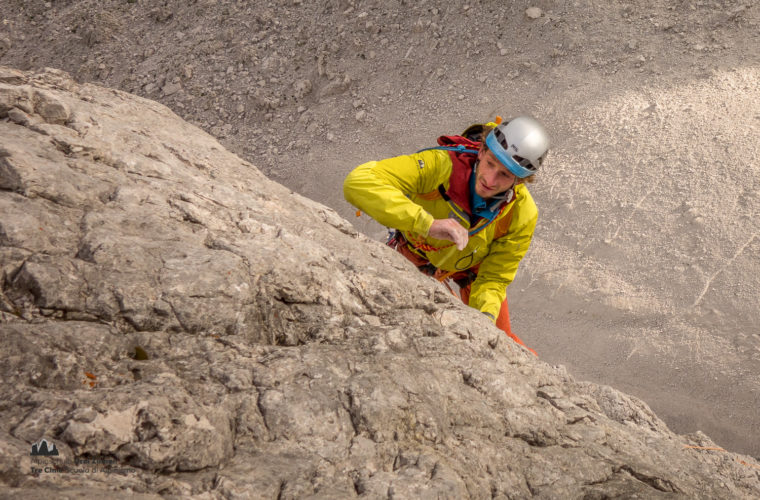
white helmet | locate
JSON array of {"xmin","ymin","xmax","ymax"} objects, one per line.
[{"xmin": 484, "ymin": 116, "xmax": 549, "ymax": 178}]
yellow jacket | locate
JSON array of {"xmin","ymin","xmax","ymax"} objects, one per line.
[{"xmin": 344, "ymin": 147, "xmax": 538, "ymax": 320}]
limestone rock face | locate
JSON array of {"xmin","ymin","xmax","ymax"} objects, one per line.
[{"xmin": 1, "ymin": 66, "xmax": 759, "ymax": 498}]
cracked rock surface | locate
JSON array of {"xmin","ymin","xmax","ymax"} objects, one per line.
[
  {"xmin": 3, "ymin": 0, "xmax": 760, "ymax": 459},
  {"xmin": 1, "ymin": 67, "xmax": 759, "ymax": 498}
]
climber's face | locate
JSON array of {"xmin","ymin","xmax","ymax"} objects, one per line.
[{"xmin": 475, "ymin": 150, "xmax": 516, "ymax": 198}]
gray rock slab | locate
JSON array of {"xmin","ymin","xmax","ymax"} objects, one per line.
[{"xmin": 1, "ymin": 66, "xmax": 759, "ymax": 498}]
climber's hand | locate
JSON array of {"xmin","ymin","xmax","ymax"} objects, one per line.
[{"xmin": 428, "ymin": 218, "xmax": 468, "ymax": 251}]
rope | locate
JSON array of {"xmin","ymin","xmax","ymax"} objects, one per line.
[
  {"xmin": 435, "ymin": 270, "xmax": 458, "ymax": 282},
  {"xmin": 412, "ymin": 241, "xmax": 455, "ymax": 253},
  {"xmin": 683, "ymin": 445, "xmax": 760, "ymax": 470},
  {"xmin": 429, "ymin": 267, "xmax": 458, "ymax": 296},
  {"xmin": 435, "ymin": 274, "xmax": 458, "ymax": 298}
]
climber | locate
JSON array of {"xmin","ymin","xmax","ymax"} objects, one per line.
[{"xmin": 343, "ymin": 116, "xmax": 549, "ymax": 356}]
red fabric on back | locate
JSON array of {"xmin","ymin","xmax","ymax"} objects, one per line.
[{"xmin": 436, "ymin": 135, "xmax": 480, "ymax": 215}]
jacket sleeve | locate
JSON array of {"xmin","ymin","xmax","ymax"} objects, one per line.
[
  {"xmin": 468, "ymin": 192, "xmax": 538, "ymax": 320},
  {"xmin": 343, "ymin": 150, "xmax": 449, "ymax": 236}
]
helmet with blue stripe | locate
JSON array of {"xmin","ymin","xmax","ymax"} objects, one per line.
[{"xmin": 484, "ymin": 116, "xmax": 549, "ymax": 178}]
